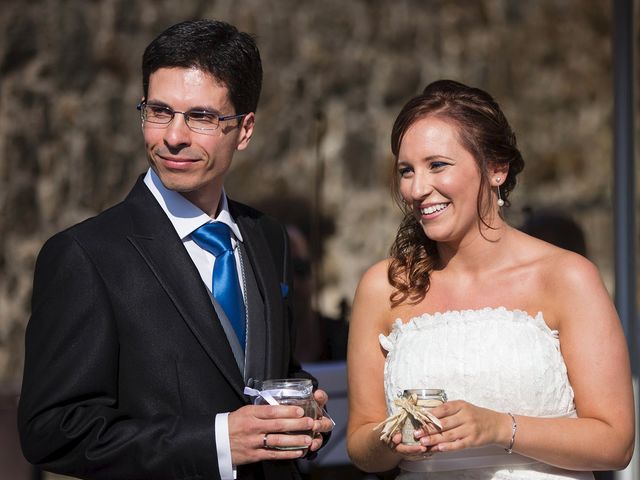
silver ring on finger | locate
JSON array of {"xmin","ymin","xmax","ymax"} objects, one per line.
[{"xmin": 262, "ymin": 433, "xmax": 271, "ymax": 449}]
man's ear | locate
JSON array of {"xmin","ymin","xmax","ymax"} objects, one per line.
[{"xmin": 236, "ymin": 113, "xmax": 255, "ymax": 151}]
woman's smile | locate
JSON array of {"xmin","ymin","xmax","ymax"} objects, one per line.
[{"xmin": 419, "ymin": 202, "xmax": 450, "ymax": 217}]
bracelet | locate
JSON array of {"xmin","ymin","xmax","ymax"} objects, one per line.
[{"xmin": 505, "ymin": 412, "xmax": 517, "ymax": 454}]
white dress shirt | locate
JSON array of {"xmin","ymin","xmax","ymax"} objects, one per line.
[{"xmin": 144, "ymin": 168, "xmax": 241, "ymax": 480}]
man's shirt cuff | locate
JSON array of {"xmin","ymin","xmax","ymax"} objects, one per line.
[{"xmin": 215, "ymin": 412, "xmax": 236, "ymax": 480}]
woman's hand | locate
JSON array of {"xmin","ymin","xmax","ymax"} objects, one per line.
[
  {"xmin": 415, "ymin": 400, "xmax": 511, "ymax": 453},
  {"xmin": 383, "ymin": 431, "xmax": 437, "ymax": 461},
  {"xmin": 309, "ymin": 388, "xmax": 334, "ymax": 452}
]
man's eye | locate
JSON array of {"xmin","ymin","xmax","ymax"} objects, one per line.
[
  {"xmin": 188, "ymin": 111, "xmax": 217, "ymax": 123},
  {"xmin": 148, "ymin": 106, "xmax": 172, "ymax": 117}
]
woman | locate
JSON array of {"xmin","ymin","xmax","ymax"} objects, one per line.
[{"xmin": 346, "ymin": 80, "xmax": 634, "ymax": 479}]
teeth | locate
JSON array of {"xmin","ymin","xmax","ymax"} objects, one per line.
[{"xmin": 421, "ymin": 203, "xmax": 448, "ymax": 215}]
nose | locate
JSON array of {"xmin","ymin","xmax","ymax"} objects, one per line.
[
  {"xmin": 409, "ymin": 170, "xmax": 433, "ymax": 202},
  {"xmin": 163, "ymin": 112, "xmax": 191, "ymax": 150}
]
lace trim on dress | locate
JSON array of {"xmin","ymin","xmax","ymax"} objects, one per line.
[{"xmin": 379, "ymin": 307, "xmax": 556, "ymax": 353}]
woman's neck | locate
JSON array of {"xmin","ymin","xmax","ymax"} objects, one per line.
[{"xmin": 436, "ymin": 220, "xmax": 511, "ymax": 275}]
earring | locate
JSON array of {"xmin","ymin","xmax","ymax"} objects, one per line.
[{"xmin": 495, "ymin": 177, "xmax": 505, "ymax": 207}]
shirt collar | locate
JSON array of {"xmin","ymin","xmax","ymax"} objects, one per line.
[{"xmin": 143, "ymin": 168, "xmax": 243, "ymax": 242}]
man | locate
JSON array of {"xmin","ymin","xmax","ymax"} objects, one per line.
[{"xmin": 18, "ymin": 19, "xmax": 332, "ymax": 480}]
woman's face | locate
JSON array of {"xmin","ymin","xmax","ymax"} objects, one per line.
[{"xmin": 397, "ymin": 115, "xmax": 486, "ymax": 245}]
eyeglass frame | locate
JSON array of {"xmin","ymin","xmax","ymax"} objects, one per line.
[{"xmin": 136, "ymin": 101, "xmax": 247, "ymax": 132}]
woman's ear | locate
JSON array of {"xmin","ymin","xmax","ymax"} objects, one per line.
[{"xmin": 489, "ymin": 163, "xmax": 509, "ymax": 186}]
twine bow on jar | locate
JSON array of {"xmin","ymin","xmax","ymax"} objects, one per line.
[{"xmin": 374, "ymin": 392, "xmax": 443, "ymax": 444}]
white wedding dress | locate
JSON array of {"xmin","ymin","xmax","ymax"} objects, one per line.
[{"xmin": 379, "ymin": 307, "xmax": 594, "ymax": 480}]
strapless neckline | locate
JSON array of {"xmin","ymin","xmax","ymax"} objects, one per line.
[
  {"xmin": 399, "ymin": 306, "xmax": 546, "ymax": 328},
  {"xmin": 381, "ymin": 307, "xmax": 557, "ymax": 354}
]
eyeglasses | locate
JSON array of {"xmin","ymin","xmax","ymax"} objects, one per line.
[{"xmin": 137, "ymin": 102, "xmax": 247, "ymax": 132}]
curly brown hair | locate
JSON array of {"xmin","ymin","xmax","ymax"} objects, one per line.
[{"xmin": 388, "ymin": 80, "xmax": 525, "ymax": 307}]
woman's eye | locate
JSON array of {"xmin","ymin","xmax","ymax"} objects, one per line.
[
  {"xmin": 430, "ymin": 161, "xmax": 448, "ymax": 170},
  {"xmin": 398, "ymin": 167, "xmax": 413, "ymax": 177}
]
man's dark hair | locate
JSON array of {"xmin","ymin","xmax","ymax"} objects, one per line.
[{"xmin": 142, "ymin": 19, "xmax": 262, "ymax": 114}]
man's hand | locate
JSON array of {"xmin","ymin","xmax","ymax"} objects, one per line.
[
  {"xmin": 309, "ymin": 388, "xmax": 334, "ymax": 452},
  {"xmin": 228, "ymin": 404, "xmax": 314, "ymax": 465}
]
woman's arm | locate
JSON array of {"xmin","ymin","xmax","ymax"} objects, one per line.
[
  {"xmin": 346, "ymin": 261, "xmax": 429, "ymax": 472},
  {"xmin": 520, "ymin": 253, "xmax": 634, "ymax": 469},
  {"xmin": 421, "ymin": 253, "xmax": 635, "ymax": 470}
]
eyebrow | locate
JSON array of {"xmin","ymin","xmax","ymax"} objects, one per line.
[
  {"xmin": 398, "ymin": 154, "xmax": 456, "ymax": 165},
  {"xmin": 145, "ymin": 99, "xmax": 223, "ymax": 114},
  {"xmin": 425, "ymin": 154, "xmax": 455, "ymax": 162}
]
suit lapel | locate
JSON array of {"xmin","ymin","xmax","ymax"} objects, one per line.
[
  {"xmin": 237, "ymin": 242, "xmax": 266, "ymax": 383},
  {"xmin": 125, "ymin": 180, "xmax": 246, "ymax": 400},
  {"xmin": 232, "ymin": 203, "xmax": 287, "ymax": 379}
]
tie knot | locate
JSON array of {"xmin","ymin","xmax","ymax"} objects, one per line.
[{"xmin": 191, "ymin": 222, "xmax": 233, "ymax": 256}]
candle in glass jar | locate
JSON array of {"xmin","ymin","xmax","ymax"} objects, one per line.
[
  {"xmin": 254, "ymin": 378, "xmax": 318, "ymax": 451},
  {"xmin": 401, "ymin": 388, "xmax": 447, "ymax": 445}
]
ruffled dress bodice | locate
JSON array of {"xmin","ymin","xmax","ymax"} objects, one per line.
[{"xmin": 379, "ymin": 307, "xmax": 593, "ymax": 480}]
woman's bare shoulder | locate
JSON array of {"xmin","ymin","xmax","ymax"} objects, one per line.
[
  {"xmin": 511, "ymin": 229, "xmax": 591, "ymax": 269},
  {"xmin": 357, "ymin": 258, "xmax": 394, "ymax": 295},
  {"xmin": 517, "ymin": 232, "xmax": 599, "ymax": 285},
  {"xmin": 512, "ymin": 230, "xmax": 607, "ymax": 320},
  {"xmin": 350, "ymin": 259, "xmax": 396, "ymax": 327}
]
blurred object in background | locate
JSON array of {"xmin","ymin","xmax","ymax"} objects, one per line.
[
  {"xmin": 520, "ymin": 207, "xmax": 588, "ymax": 256},
  {"xmin": 258, "ymin": 194, "xmax": 349, "ymax": 363},
  {"xmin": 0, "ymin": 383, "xmax": 38, "ymax": 479},
  {"xmin": 287, "ymin": 224, "xmax": 349, "ymax": 362}
]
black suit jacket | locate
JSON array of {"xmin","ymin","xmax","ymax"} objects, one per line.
[{"xmin": 18, "ymin": 177, "xmax": 311, "ymax": 480}]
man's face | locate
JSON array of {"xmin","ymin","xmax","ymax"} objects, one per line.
[{"xmin": 143, "ymin": 67, "xmax": 254, "ymax": 214}]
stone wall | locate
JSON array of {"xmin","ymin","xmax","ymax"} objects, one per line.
[{"xmin": 1, "ymin": 0, "xmax": 639, "ymax": 386}]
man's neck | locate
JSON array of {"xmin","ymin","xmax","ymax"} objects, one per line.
[{"xmin": 180, "ymin": 183, "xmax": 224, "ymax": 218}]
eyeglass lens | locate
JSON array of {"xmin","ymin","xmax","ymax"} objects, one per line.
[{"xmin": 141, "ymin": 104, "xmax": 221, "ymax": 130}]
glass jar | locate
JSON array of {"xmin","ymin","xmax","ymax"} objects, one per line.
[
  {"xmin": 401, "ymin": 388, "xmax": 447, "ymax": 445},
  {"xmin": 254, "ymin": 378, "xmax": 318, "ymax": 450}
]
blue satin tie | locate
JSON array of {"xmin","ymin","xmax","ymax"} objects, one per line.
[{"xmin": 191, "ymin": 222, "xmax": 246, "ymax": 350}]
